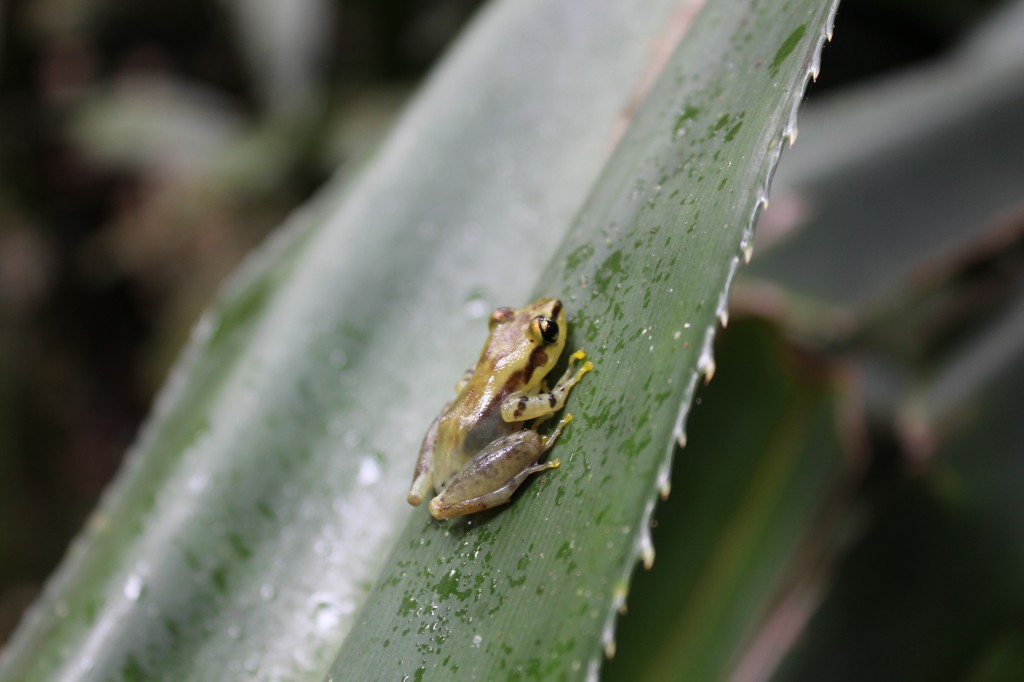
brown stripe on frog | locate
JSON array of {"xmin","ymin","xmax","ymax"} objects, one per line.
[
  {"xmin": 522, "ymin": 345, "xmax": 549, "ymax": 385},
  {"xmin": 508, "ymin": 345, "xmax": 550, "ymax": 417},
  {"xmin": 550, "ymin": 299, "xmax": 563, "ymax": 320},
  {"xmin": 513, "ymin": 395, "xmax": 529, "ymax": 418}
]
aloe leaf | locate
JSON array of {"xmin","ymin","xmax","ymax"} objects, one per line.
[
  {"xmin": 329, "ymin": 0, "xmax": 839, "ymax": 679},
  {"xmin": 605, "ymin": 321, "xmax": 859, "ymax": 681},
  {"xmin": 0, "ymin": 1, "xmax": 695, "ymax": 679},
  {"xmin": 1, "ymin": 0, "xmax": 841, "ymax": 679}
]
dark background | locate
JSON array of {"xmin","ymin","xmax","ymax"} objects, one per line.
[{"xmin": 0, "ymin": 0, "xmax": 1007, "ymax": 646}]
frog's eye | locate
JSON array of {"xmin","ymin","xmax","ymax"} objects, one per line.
[
  {"xmin": 489, "ymin": 307, "xmax": 515, "ymax": 328},
  {"xmin": 532, "ymin": 316, "xmax": 559, "ymax": 344}
]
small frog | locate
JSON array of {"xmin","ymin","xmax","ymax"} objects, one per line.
[{"xmin": 407, "ymin": 298, "xmax": 592, "ymax": 520}]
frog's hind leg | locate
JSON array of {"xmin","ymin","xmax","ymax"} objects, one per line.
[
  {"xmin": 408, "ymin": 410, "xmax": 443, "ymax": 506},
  {"xmin": 540, "ymin": 413, "xmax": 573, "ymax": 450},
  {"xmin": 428, "ymin": 431, "xmax": 558, "ymax": 520}
]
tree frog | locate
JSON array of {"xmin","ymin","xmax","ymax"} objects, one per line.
[{"xmin": 407, "ymin": 298, "xmax": 592, "ymax": 520}]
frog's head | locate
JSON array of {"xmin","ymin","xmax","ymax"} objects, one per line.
[
  {"xmin": 487, "ymin": 297, "xmax": 567, "ymax": 389},
  {"xmin": 522, "ymin": 297, "xmax": 566, "ymax": 351}
]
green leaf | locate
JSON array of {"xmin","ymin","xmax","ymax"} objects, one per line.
[
  {"xmin": 606, "ymin": 320, "xmax": 858, "ymax": 681},
  {"xmin": 0, "ymin": 0, "xmax": 840, "ymax": 680},
  {"xmin": 0, "ymin": 2, "xmax": 712, "ymax": 680},
  {"xmin": 330, "ymin": 0, "xmax": 839, "ymax": 679}
]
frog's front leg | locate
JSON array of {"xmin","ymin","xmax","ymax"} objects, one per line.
[
  {"xmin": 407, "ymin": 410, "xmax": 442, "ymax": 506},
  {"xmin": 427, "ymin": 418, "xmax": 570, "ymax": 519},
  {"xmin": 502, "ymin": 349, "xmax": 593, "ymax": 422}
]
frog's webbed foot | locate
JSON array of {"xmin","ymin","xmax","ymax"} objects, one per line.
[
  {"xmin": 501, "ymin": 349, "xmax": 593, "ymax": 422},
  {"xmin": 427, "ymin": 430, "xmax": 559, "ymax": 520}
]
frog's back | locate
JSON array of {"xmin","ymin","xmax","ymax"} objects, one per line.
[{"xmin": 435, "ymin": 387, "xmax": 514, "ymax": 480}]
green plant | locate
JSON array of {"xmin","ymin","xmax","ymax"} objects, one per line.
[{"xmin": 4, "ymin": 0, "xmax": 1024, "ymax": 680}]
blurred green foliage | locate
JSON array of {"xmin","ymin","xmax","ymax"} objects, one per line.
[{"xmin": 0, "ymin": 0, "xmax": 482, "ymax": 643}]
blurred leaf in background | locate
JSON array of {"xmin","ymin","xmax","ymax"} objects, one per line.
[
  {"xmin": 732, "ymin": 1, "xmax": 1024, "ymax": 679},
  {"xmin": 0, "ymin": 0, "xmax": 481, "ymax": 643}
]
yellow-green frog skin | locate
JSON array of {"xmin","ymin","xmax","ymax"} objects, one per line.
[{"xmin": 407, "ymin": 298, "xmax": 592, "ymax": 519}]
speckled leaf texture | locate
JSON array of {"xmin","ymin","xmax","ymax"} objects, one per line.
[
  {"xmin": 0, "ymin": 0, "xmax": 840, "ymax": 681},
  {"xmin": 329, "ymin": 0, "xmax": 839, "ymax": 680}
]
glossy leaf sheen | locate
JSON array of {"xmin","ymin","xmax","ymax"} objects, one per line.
[
  {"xmin": 331, "ymin": 0, "xmax": 839, "ymax": 679},
  {"xmin": 0, "ymin": 0, "xmax": 841, "ymax": 680},
  {"xmin": 0, "ymin": 1, "xmax": 693, "ymax": 679}
]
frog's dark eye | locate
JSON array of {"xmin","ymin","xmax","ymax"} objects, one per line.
[
  {"xmin": 489, "ymin": 307, "xmax": 515, "ymax": 328},
  {"xmin": 533, "ymin": 317, "xmax": 559, "ymax": 344}
]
